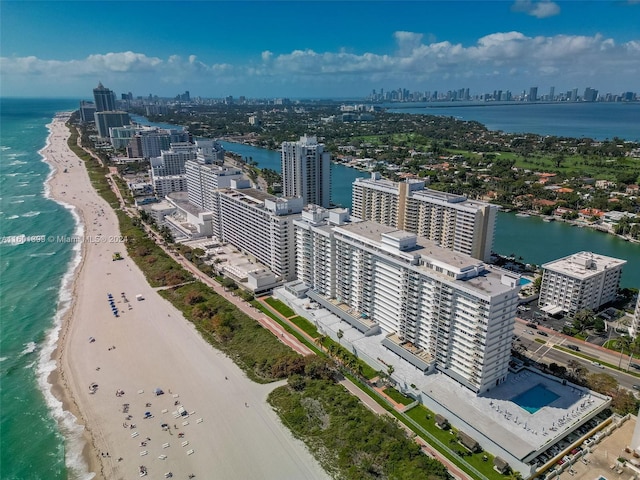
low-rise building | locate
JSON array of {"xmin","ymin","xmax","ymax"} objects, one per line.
[{"xmin": 538, "ymin": 251, "xmax": 626, "ymax": 317}]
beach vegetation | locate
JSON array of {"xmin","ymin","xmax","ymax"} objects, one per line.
[
  {"xmin": 269, "ymin": 377, "xmax": 451, "ymax": 480},
  {"xmin": 159, "ymin": 282, "xmax": 304, "ymax": 383}
]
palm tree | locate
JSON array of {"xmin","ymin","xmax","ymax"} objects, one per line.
[
  {"xmin": 314, "ymin": 335, "xmax": 326, "ymax": 352},
  {"xmin": 337, "ymin": 329, "xmax": 344, "ymax": 345},
  {"xmin": 387, "ymin": 365, "xmax": 395, "ymax": 385}
]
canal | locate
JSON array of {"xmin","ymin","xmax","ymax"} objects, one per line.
[{"xmin": 219, "ymin": 141, "xmax": 638, "ymax": 288}]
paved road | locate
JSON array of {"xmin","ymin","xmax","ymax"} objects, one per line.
[{"xmin": 514, "ymin": 318, "xmax": 640, "ymax": 391}]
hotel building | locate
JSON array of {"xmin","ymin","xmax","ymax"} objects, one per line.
[
  {"xmin": 538, "ymin": 251, "xmax": 626, "ymax": 317},
  {"xmin": 212, "ymin": 186, "xmax": 303, "ymax": 282},
  {"xmin": 185, "ymin": 161, "xmax": 243, "ymax": 212},
  {"xmin": 281, "ymin": 135, "xmax": 331, "ymax": 208},
  {"xmin": 352, "ymin": 173, "xmax": 497, "ymax": 261},
  {"xmin": 150, "ymin": 143, "xmax": 198, "ymax": 197},
  {"xmin": 294, "ymin": 210, "xmax": 520, "ymax": 394}
]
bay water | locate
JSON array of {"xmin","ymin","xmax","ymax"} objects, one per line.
[
  {"xmin": 217, "ymin": 140, "xmax": 638, "ymax": 289},
  {"xmin": 0, "ymin": 98, "xmax": 637, "ymax": 479},
  {"xmin": 387, "ymin": 102, "xmax": 640, "ymax": 142}
]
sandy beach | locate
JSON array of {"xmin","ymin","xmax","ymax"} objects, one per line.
[{"xmin": 45, "ymin": 115, "xmax": 328, "ymax": 480}]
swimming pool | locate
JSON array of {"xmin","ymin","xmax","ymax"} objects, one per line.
[{"xmin": 512, "ymin": 384, "xmax": 559, "ymax": 414}]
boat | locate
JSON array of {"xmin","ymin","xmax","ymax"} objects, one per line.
[{"xmin": 515, "ymin": 213, "xmax": 531, "ymax": 218}]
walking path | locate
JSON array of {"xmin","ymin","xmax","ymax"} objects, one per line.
[{"xmin": 106, "ymin": 164, "xmax": 472, "ymax": 479}]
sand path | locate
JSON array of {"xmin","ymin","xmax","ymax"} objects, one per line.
[{"xmin": 45, "ymin": 116, "xmax": 328, "ymax": 480}]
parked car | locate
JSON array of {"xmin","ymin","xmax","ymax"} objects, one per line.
[{"xmin": 633, "ymin": 385, "xmax": 640, "ymax": 391}]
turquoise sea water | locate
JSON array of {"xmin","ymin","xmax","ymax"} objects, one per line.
[{"xmin": 0, "ymin": 98, "xmax": 91, "ymax": 480}]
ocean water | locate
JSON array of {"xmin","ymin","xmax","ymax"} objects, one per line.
[{"xmin": 0, "ymin": 98, "xmax": 91, "ymax": 480}]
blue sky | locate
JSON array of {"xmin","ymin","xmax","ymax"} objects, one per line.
[{"xmin": 1, "ymin": 1, "xmax": 639, "ymax": 99}]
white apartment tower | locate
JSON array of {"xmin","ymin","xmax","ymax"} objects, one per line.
[
  {"xmin": 212, "ymin": 187, "xmax": 303, "ymax": 281},
  {"xmin": 352, "ymin": 173, "xmax": 497, "ymax": 261},
  {"xmin": 294, "ymin": 215, "xmax": 520, "ymax": 394},
  {"xmin": 629, "ymin": 296, "xmax": 640, "ymax": 338},
  {"xmin": 538, "ymin": 251, "xmax": 626, "ymax": 317},
  {"xmin": 281, "ymin": 135, "xmax": 331, "ymax": 208},
  {"xmin": 185, "ymin": 161, "xmax": 243, "ymax": 211},
  {"xmin": 150, "ymin": 143, "xmax": 198, "ymax": 197}
]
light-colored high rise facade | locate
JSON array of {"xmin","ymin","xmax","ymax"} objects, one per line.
[
  {"xmin": 629, "ymin": 296, "xmax": 640, "ymax": 338},
  {"xmin": 212, "ymin": 187, "xmax": 303, "ymax": 281},
  {"xmin": 150, "ymin": 143, "xmax": 198, "ymax": 197},
  {"xmin": 281, "ymin": 135, "xmax": 331, "ymax": 208},
  {"xmin": 352, "ymin": 173, "xmax": 497, "ymax": 261},
  {"xmin": 538, "ymin": 251, "xmax": 626, "ymax": 317},
  {"xmin": 151, "ymin": 143, "xmax": 197, "ymax": 177},
  {"xmin": 294, "ymin": 213, "xmax": 520, "ymax": 394},
  {"xmin": 185, "ymin": 161, "xmax": 243, "ymax": 211}
]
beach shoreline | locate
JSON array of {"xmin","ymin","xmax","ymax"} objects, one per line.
[{"xmin": 43, "ymin": 115, "xmax": 328, "ymax": 480}]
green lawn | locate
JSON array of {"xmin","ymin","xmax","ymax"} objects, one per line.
[
  {"xmin": 406, "ymin": 405, "xmax": 509, "ymax": 480},
  {"xmin": 382, "ymin": 387, "xmax": 414, "ymax": 406},
  {"xmin": 288, "ymin": 316, "xmax": 320, "ymax": 339},
  {"xmin": 264, "ymin": 297, "xmax": 295, "ymax": 317}
]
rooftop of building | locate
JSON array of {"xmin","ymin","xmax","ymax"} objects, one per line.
[
  {"xmin": 542, "ymin": 251, "xmax": 627, "ymax": 279},
  {"xmin": 219, "ymin": 187, "xmax": 275, "ymax": 204},
  {"xmin": 166, "ymin": 191, "xmax": 202, "ymax": 217},
  {"xmin": 334, "ymin": 221, "xmax": 517, "ymax": 296}
]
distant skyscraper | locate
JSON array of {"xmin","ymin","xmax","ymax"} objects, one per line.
[
  {"xmin": 92, "ymin": 82, "xmax": 116, "ymax": 112},
  {"xmin": 281, "ymin": 135, "xmax": 331, "ymax": 208},
  {"xmin": 549, "ymin": 86, "xmax": 555, "ymax": 101},
  {"xmin": 529, "ymin": 87, "xmax": 538, "ymax": 102},
  {"xmin": 583, "ymin": 87, "xmax": 598, "ymax": 102},
  {"xmin": 571, "ymin": 88, "xmax": 578, "ymax": 102}
]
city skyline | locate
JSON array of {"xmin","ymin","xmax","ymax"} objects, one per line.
[{"xmin": 1, "ymin": 1, "xmax": 639, "ymax": 98}]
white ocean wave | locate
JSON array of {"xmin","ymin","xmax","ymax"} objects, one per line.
[
  {"xmin": 10, "ymin": 199, "xmax": 25, "ymax": 204},
  {"xmin": 0, "ymin": 356, "xmax": 8, "ymax": 362},
  {"xmin": 6, "ymin": 215, "xmax": 20, "ymax": 219},
  {"xmin": 22, "ymin": 211, "xmax": 41, "ymax": 217},
  {"xmin": 9, "ymin": 160, "xmax": 28, "ymax": 166},
  {"xmin": 38, "ymin": 121, "xmax": 94, "ymax": 478},
  {"xmin": 29, "ymin": 252, "xmax": 56, "ymax": 257},
  {"xmin": 4, "ymin": 172, "xmax": 21, "ymax": 177},
  {"xmin": 0, "ymin": 145, "xmax": 11, "ymax": 151},
  {"xmin": 22, "ymin": 341, "xmax": 38, "ymax": 355}
]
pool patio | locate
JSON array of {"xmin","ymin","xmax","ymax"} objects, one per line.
[{"xmin": 274, "ymin": 286, "xmax": 613, "ymax": 478}]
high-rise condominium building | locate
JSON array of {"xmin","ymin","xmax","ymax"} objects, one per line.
[
  {"xmin": 281, "ymin": 135, "xmax": 331, "ymax": 208},
  {"xmin": 294, "ymin": 212, "xmax": 520, "ymax": 394},
  {"xmin": 352, "ymin": 173, "xmax": 497, "ymax": 261},
  {"xmin": 185, "ymin": 161, "xmax": 243, "ymax": 211},
  {"xmin": 538, "ymin": 251, "xmax": 626, "ymax": 317},
  {"xmin": 150, "ymin": 143, "xmax": 198, "ymax": 197},
  {"xmin": 93, "ymin": 82, "xmax": 117, "ymax": 112},
  {"xmin": 212, "ymin": 187, "xmax": 303, "ymax": 282},
  {"xmin": 629, "ymin": 296, "xmax": 640, "ymax": 338},
  {"xmin": 94, "ymin": 111, "xmax": 130, "ymax": 138}
]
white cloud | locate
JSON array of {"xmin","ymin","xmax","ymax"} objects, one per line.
[
  {"xmin": 512, "ymin": 0, "xmax": 561, "ymax": 18},
  {"xmin": 1, "ymin": 30, "xmax": 638, "ymax": 97}
]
